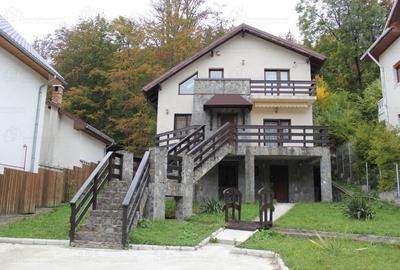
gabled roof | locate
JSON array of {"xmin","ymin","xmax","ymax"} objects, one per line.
[
  {"xmin": 0, "ymin": 15, "xmax": 66, "ymax": 84},
  {"xmin": 143, "ymin": 24, "xmax": 326, "ymax": 105},
  {"xmin": 362, "ymin": 0, "xmax": 400, "ymax": 60},
  {"xmin": 47, "ymin": 101, "xmax": 115, "ymax": 145}
]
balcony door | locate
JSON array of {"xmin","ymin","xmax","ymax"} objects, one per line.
[
  {"xmin": 263, "ymin": 119, "xmax": 291, "ymax": 146},
  {"xmin": 218, "ymin": 113, "xmax": 237, "ymax": 127},
  {"xmin": 264, "ymin": 70, "xmax": 290, "ymax": 95}
]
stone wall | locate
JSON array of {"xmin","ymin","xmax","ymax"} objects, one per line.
[{"xmin": 192, "ymin": 79, "xmax": 251, "ymax": 136}]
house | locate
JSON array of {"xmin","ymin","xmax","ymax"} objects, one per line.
[
  {"xmin": 0, "ymin": 15, "xmax": 114, "ymax": 174},
  {"xmin": 143, "ymin": 23, "xmax": 332, "ymax": 213},
  {"xmin": 362, "ymin": 0, "xmax": 400, "ymax": 127}
]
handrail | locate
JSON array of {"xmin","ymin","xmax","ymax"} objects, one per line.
[
  {"xmin": 121, "ymin": 151, "xmax": 150, "ymax": 246},
  {"xmin": 236, "ymin": 125, "xmax": 329, "ymax": 147},
  {"xmin": 155, "ymin": 125, "xmax": 201, "ymax": 147},
  {"xmin": 188, "ymin": 122, "xmax": 235, "ymax": 169},
  {"xmin": 69, "ymin": 151, "xmax": 122, "ymax": 243},
  {"xmin": 250, "ymin": 80, "xmax": 316, "ymax": 96},
  {"xmin": 188, "ymin": 122, "xmax": 232, "ymax": 156},
  {"xmin": 168, "ymin": 125, "xmax": 205, "ymax": 155}
]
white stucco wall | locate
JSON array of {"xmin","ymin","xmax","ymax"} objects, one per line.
[
  {"xmin": 0, "ymin": 46, "xmax": 47, "ymax": 173},
  {"xmin": 379, "ymin": 37, "xmax": 400, "ymax": 127},
  {"xmin": 39, "ymin": 105, "xmax": 107, "ymax": 170},
  {"xmin": 156, "ymin": 34, "xmax": 313, "ymax": 133}
]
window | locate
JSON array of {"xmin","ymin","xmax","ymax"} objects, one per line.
[
  {"xmin": 174, "ymin": 114, "xmax": 192, "ymax": 130},
  {"xmin": 263, "ymin": 119, "xmax": 291, "ymax": 146},
  {"xmin": 264, "ymin": 70, "xmax": 290, "ymax": 81},
  {"xmin": 179, "ymin": 72, "xmax": 198, "ymax": 94},
  {"xmin": 395, "ymin": 61, "xmax": 400, "ymax": 83},
  {"xmin": 209, "ymin": 69, "xmax": 224, "ymax": 79}
]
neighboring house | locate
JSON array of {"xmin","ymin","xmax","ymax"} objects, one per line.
[
  {"xmin": 143, "ymin": 24, "xmax": 333, "ymax": 204},
  {"xmin": 362, "ymin": 0, "xmax": 400, "ymax": 127},
  {"xmin": 0, "ymin": 15, "xmax": 114, "ymax": 173}
]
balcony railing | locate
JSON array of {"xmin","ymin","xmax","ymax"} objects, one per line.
[
  {"xmin": 250, "ymin": 80, "xmax": 316, "ymax": 96},
  {"xmin": 236, "ymin": 125, "xmax": 329, "ymax": 147}
]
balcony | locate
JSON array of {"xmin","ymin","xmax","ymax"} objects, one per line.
[{"xmin": 250, "ymin": 80, "xmax": 317, "ymax": 96}]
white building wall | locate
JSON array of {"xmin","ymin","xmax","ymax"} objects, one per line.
[
  {"xmin": 157, "ymin": 34, "xmax": 313, "ymax": 133},
  {"xmin": 379, "ymin": 37, "xmax": 400, "ymax": 127},
  {"xmin": 0, "ymin": 46, "xmax": 47, "ymax": 173},
  {"xmin": 39, "ymin": 106, "xmax": 106, "ymax": 170}
]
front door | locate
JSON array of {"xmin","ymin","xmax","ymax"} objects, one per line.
[
  {"xmin": 218, "ymin": 163, "xmax": 238, "ymax": 199},
  {"xmin": 270, "ymin": 165, "xmax": 289, "ymax": 202},
  {"xmin": 218, "ymin": 113, "xmax": 237, "ymax": 127}
]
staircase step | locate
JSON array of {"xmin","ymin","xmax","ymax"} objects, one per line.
[{"xmin": 72, "ymin": 240, "xmax": 123, "ymax": 249}]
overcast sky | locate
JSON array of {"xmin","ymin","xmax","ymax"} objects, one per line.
[{"xmin": 0, "ymin": 0, "xmax": 301, "ymax": 43}]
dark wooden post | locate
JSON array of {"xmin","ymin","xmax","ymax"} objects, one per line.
[{"xmin": 69, "ymin": 203, "xmax": 76, "ymax": 243}]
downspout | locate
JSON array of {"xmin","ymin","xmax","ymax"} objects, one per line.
[
  {"xmin": 367, "ymin": 52, "xmax": 390, "ymax": 124},
  {"xmin": 31, "ymin": 76, "xmax": 57, "ymax": 171}
]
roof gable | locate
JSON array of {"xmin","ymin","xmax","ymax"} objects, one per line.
[
  {"xmin": 143, "ymin": 24, "xmax": 326, "ymax": 105},
  {"xmin": 362, "ymin": 1, "xmax": 400, "ymax": 60},
  {"xmin": 0, "ymin": 15, "xmax": 65, "ymax": 84}
]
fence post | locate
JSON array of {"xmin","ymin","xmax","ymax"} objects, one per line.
[
  {"xmin": 365, "ymin": 162, "xmax": 369, "ymax": 192},
  {"xmin": 396, "ymin": 163, "xmax": 400, "ymax": 198}
]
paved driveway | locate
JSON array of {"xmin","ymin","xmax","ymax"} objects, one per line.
[{"xmin": 0, "ymin": 243, "xmax": 277, "ymax": 270}]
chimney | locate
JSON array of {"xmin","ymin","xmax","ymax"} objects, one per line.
[{"xmin": 51, "ymin": 85, "xmax": 64, "ymax": 107}]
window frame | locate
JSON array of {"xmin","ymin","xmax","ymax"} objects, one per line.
[
  {"xmin": 209, "ymin": 68, "xmax": 224, "ymax": 79},
  {"xmin": 178, "ymin": 72, "xmax": 198, "ymax": 95},
  {"xmin": 264, "ymin": 69, "xmax": 290, "ymax": 81},
  {"xmin": 174, "ymin": 114, "xmax": 192, "ymax": 130}
]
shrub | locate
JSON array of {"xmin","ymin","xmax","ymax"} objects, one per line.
[
  {"xmin": 343, "ymin": 195, "xmax": 375, "ymax": 220},
  {"xmin": 199, "ymin": 198, "xmax": 223, "ymax": 214}
]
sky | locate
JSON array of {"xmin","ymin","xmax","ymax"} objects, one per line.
[{"xmin": 0, "ymin": 0, "xmax": 302, "ymax": 43}]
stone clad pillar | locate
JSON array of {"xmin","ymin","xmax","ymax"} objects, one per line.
[
  {"xmin": 244, "ymin": 147, "xmax": 255, "ymax": 202},
  {"xmin": 176, "ymin": 154, "xmax": 194, "ymax": 219},
  {"xmin": 116, "ymin": 150, "xmax": 134, "ymax": 182},
  {"xmin": 320, "ymin": 148, "xmax": 333, "ymax": 202},
  {"xmin": 146, "ymin": 147, "xmax": 167, "ymax": 220}
]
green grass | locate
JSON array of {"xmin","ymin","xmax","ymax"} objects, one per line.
[
  {"xmin": 129, "ymin": 203, "xmax": 259, "ymax": 246},
  {"xmin": 0, "ymin": 204, "xmax": 70, "ymax": 239},
  {"xmin": 241, "ymin": 231, "xmax": 400, "ymax": 270},
  {"xmin": 275, "ymin": 202, "xmax": 400, "ymax": 237}
]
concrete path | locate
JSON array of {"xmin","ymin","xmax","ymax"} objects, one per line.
[
  {"xmin": 0, "ymin": 243, "xmax": 277, "ymax": 270},
  {"xmin": 214, "ymin": 203, "xmax": 295, "ymax": 245}
]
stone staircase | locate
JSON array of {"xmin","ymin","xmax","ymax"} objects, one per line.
[{"xmin": 73, "ymin": 180, "xmax": 129, "ymax": 249}]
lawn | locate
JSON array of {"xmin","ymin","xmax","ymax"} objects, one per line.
[
  {"xmin": 0, "ymin": 204, "xmax": 70, "ymax": 239},
  {"xmin": 275, "ymin": 202, "xmax": 400, "ymax": 237},
  {"xmin": 242, "ymin": 231, "xmax": 400, "ymax": 270},
  {"xmin": 129, "ymin": 202, "xmax": 259, "ymax": 246}
]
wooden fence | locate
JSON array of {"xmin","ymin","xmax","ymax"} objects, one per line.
[{"xmin": 0, "ymin": 163, "xmax": 96, "ymax": 214}]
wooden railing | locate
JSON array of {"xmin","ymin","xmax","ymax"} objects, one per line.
[
  {"xmin": 236, "ymin": 125, "xmax": 329, "ymax": 147},
  {"xmin": 69, "ymin": 152, "xmax": 123, "ymax": 243},
  {"xmin": 188, "ymin": 122, "xmax": 236, "ymax": 169},
  {"xmin": 167, "ymin": 125, "xmax": 205, "ymax": 181},
  {"xmin": 155, "ymin": 125, "xmax": 202, "ymax": 148},
  {"xmin": 250, "ymin": 80, "xmax": 316, "ymax": 96},
  {"xmin": 122, "ymin": 151, "xmax": 150, "ymax": 247}
]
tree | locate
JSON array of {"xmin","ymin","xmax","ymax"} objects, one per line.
[{"xmin": 296, "ymin": 0, "xmax": 387, "ymax": 91}]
